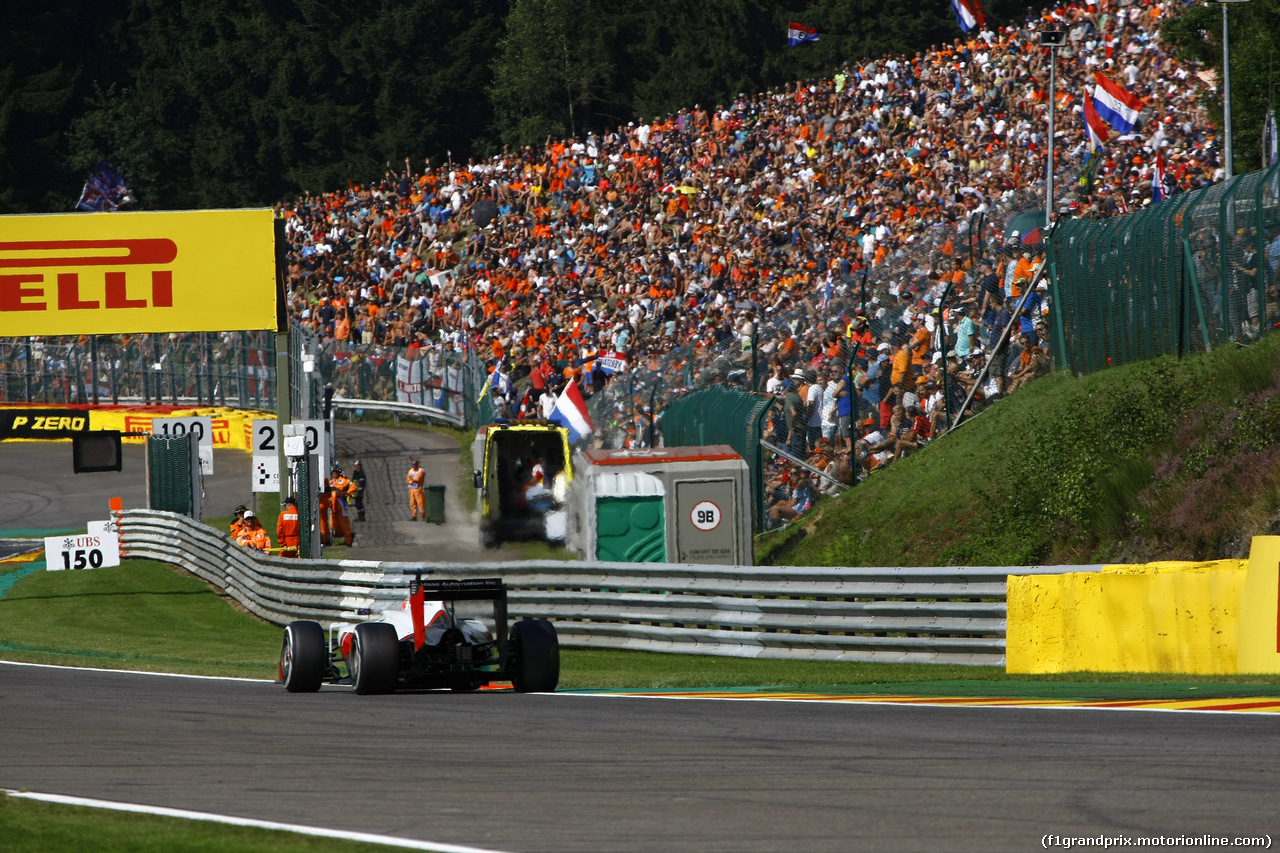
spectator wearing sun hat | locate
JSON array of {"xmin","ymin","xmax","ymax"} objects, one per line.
[{"xmin": 235, "ymin": 511, "xmax": 271, "ymax": 552}]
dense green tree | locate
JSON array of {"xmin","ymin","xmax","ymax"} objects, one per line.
[
  {"xmin": 0, "ymin": 3, "xmax": 133, "ymax": 213},
  {"xmin": 1163, "ymin": 0, "xmax": 1280, "ymax": 176},
  {"xmin": 9, "ymin": 0, "xmax": 1264, "ymax": 213},
  {"xmin": 489, "ymin": 0, "xmax": 614, "ymax": 148},
  {"xmin": 65, "ymin": 0, "xmax": 507, "ymax": 209}
]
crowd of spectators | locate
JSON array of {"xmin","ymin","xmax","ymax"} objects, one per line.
[{"xmin": 265, "ymin": 0, "xmax": 1219, "ymax": 525}]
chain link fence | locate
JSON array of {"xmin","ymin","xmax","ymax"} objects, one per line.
[
  {"xmin": 0, "ymin": 331, "xmax": 277, "ymax": 409},
  {"xmin": 1049, "ymin": 163, "xmax": 1280, "ymax": 374},
  {"xmin": 308, "ymin": 334, "xmax": 488, "ymax": 427},
  {"xmin": 0, "ymin": 320, "xmax": 488, "ymax": 430}
]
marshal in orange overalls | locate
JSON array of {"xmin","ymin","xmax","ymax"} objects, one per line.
[
  {"xmin": 328, "ymin": 470, "xmax": 357, "ymax": 546},
  {"xmin": 276, "ymin": 499, "xmax": 300, "ymax": 557},
  {"xmin": 406, "ymin": 461, "xmax": 426, "ymax": 520}
]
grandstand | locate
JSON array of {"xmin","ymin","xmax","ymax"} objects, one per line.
[{"xmin": 1, "ymin": 1, "xmax": 1226, "ymax": 524}]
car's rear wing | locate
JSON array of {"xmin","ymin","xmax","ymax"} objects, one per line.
[{"xmin": 403, "ymin": 571, "xmax": 509, "ymax": 660}]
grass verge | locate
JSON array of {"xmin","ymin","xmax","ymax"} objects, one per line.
[
  {"xmin": 558, "ymin": 649, "xmax": 1280, "ymax": 699},
  {"xmin": 0, "ymin": 792, "xmax": 411, "ymax": 853},
  {"xmin": 0, "ymin": 559, "xmax": 280, "ymax": 679},
  {"xmin": 759, "ymin": 333, "xmax": 1280, "ymax": 566},
  {"xmin": 1, "ymin": 558, "xmax": 1277, "ymax": 697}
]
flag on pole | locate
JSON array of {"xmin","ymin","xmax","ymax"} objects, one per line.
[
  {"xmin": 1078, "ymin": 151, "xmax": 1103, "ymax": 192},
  {"xmin": 1092, "ymin": 73, "xmax": 1143, "ymax": 135},
  {"xmin": 1082, "ymin": 89, "xmax": 1110, "ymax": 151},
  {"xmin": 1152, "ymin": 149, "xmax": 1169, "ymax": 204},
  {"xmin": 787, "ymin": 23, "xmax": 820, "ymax": 46},
  {"xmin": 75, "ymin": 160, "xmax": 134, "ymax": 211},
  {"xmin": 549, "ymin": 381, "xmax": 594, "ymax": 443},
  {"xmin": 950, "ymin": 0, "xmax": 986, "ymax": 33}
]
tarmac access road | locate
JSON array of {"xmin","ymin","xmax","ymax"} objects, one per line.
[
  {"xmin": 1, "ymin": 662, "xmax": 1276, "ymax": 853},
  {"xmin": 0, "ymin": 423, "xmax": 487, "ymax": 563}
]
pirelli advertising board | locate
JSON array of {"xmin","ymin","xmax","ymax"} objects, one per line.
[
  {"xmin": 0, "ymin": 209, "xmax": 284, "ymax": 336},
  {"xmin": 0, "ymin": 408, "xmax": 91, "ymax": 439}
]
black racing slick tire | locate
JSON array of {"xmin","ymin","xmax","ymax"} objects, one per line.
[
  {"xmin": 350, "ymin": 622, "xmax": 400, "ymax": 695},
  {"xmin": 281, "ymin": 620, "xmax": 326, "ymax": 693},
  {"xmin": 480, "ymin": 523, "xmax": 499, "ymax": 550},
  {"xmin": 509, "ymin": 619, "xmax": 560, "ymax": 693}
]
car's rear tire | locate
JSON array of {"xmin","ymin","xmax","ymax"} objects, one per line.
[
  {"xmin": 480, "ymin": 523, "xmax": 499, "ymax": 550},
  {"xmin": 280, "ymin": 620, "xmax": 326, "ymax": 693},
  {"xmin": 509, "ymin": 619, "xmax": 559, "ymax": 693},
  {"xmin": 350, "ymin": 622, "xmax": 400, "ymax": 695}
]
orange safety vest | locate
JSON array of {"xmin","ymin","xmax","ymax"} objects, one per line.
[
  {"xmin": 277, "ymin": 509, "xmax": 300, "ymax": 547},
  {"xmin": 329, "ymin": 475, "xmax": 357, "ymax": 499},
  {"xmin": 237, "ymin": 526, "xmax": 271, "ymax": 551}
]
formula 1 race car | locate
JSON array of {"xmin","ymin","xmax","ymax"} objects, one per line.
[{"xmin": 279, "ymin": 572, "xmax": 559, "ymax": 694}]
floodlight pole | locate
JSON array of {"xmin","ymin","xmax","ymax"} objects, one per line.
[
  {"xmin": 1213, "ymin": 0, "xmax": 1251, "ymax": 179},
  {"xmin": 1047, "ymin": 51, "xmax": 1055, "ymax": 228},
  {"xmin": 1223, "ymin": 1, "xmax": 1235, "ymax": 178},
  {"xmin": 1039, "ymin": 32, "xmax": 1059, "ymax": 229}
]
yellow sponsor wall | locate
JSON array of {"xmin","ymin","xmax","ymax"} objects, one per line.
[
  {"xmin": 0, "ymin": 404, "xmax": 271, "ymax": 451},
  {"xmin": 1238, "ymin": 536, "xmax": 1280, "ymax": 674},
  {"xmin": 1008, "ymin": 543, "xmax": 1280, "ymax": 674},
  {"xmin": 0, "ymin": 209, "xmax": 278, "ymax": 335},
  {"xmin": 88, "ymin": 408, "xmax": 270, "ymax": 451}
]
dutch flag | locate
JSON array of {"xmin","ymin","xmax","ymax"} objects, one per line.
[
  {"xmin": 1152, "ymin": 149, "xmax": 1168, "ymax": 204},
  {"xmin": 787, "ymin": 23, "xmax": 820, "ymax": 46},
  {"xmin": 950, "ymin": 0, "xmax": 985, "ymax": 33},
  {"xmin": 1082, "ymin": 89, "xmax": 1110, "ymax": 151},
  {"xmin": 549, "ymin": 380, "xmax": 594, "ymax": 444},
  {"xmin": 1092, "ymin": 73, "xmax": 1143, "ymax": 136}
]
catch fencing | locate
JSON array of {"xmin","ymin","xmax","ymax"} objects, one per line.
[
  {"xmin": 0, "ymin": 330, "xmax": 280, "ymax": 410},
  {"xmin": 0, "ymin": 319, "xmax": 489, "ymax": 428},
  {"xmin": 116, "ymin": 508, "xmax": 1094, "ymax": 666},
  {"xmin": 1049, "ymin": 163, "xmax": 1280, "ymax": 374}
]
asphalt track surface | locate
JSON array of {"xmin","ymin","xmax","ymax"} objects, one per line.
[
  {"xmin": 2, "ymin": 663, "xmax": 1277, "ymax": 853},
  {"xmin": 3, "ymin": 427, "xmax": 1278, "ymax": 849}
]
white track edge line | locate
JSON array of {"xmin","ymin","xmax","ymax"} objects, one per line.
[
  {"xmin": 0, "ymin": 658, "xmax": 274, "ymax": 683},
  {"xmin": 2, "ymin": 790, "xmax": 515, "ymax": 853}
]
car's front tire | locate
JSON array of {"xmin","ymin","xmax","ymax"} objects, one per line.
[
  {"xmin": 509, "ymin": 619, "xmax": 559, "ymax": 693},
  {"xmin": 281, "ymin": 620, "xmax": 326, "ymax": 693},
  {"xmin": 350, "ymin": 622, "xmax": 400, "ymax": 695}
]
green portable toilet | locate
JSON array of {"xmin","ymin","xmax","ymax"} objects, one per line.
[
  {"xmin": 568, "ymin": 446, "xmax": 753, "ymax": 565},
  {"xmin": 572, "ymin": 470, "xmax": 666, "ymax": 562}
]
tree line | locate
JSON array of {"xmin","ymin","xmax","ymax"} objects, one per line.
[{"xmin": 15, "ymin": 0, "xmax": 1238, "ymax": 214}]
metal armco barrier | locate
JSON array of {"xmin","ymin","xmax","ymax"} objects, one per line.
[
  {"xmin": 116, "ymin": 509, "xmax": 1096, "ymax": 665},
  {"xmin": 330, "ymin": 397, "xmax": 464, "ymax": 428}
]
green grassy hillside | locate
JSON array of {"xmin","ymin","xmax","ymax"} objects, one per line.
[{"xmin": 759, "ymin": 334, "xmax": 1280, "ymax": 567}]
